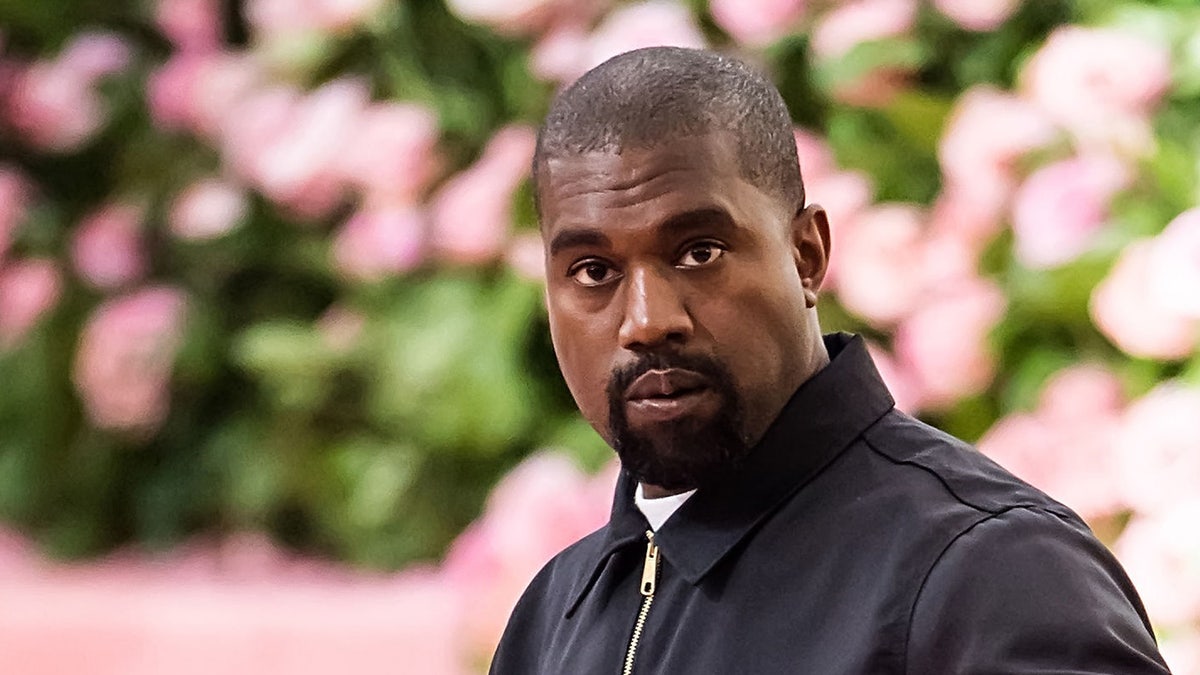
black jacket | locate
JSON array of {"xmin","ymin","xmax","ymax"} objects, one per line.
[{"xmin": 491, "ymin": 334, "xmax": 1169, "ymax": 674}]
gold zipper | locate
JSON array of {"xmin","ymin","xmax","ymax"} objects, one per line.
[{"xmin": 622, "ymin": 530, "xmax": 659, "ymax": 675}]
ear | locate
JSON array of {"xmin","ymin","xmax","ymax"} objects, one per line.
[{"xmin": 790, "ymin": 204, "xmax": 831, "ymax": 309}]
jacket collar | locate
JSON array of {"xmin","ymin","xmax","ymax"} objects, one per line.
[{"xmin": 565, "ymin": 333, "xmax": 895, "ymax": 617}]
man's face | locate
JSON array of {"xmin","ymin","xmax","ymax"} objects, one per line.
[{"xmin": 540, "ymin": 133, "xmax": 829, "ymax": 494}]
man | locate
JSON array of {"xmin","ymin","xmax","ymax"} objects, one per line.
[{"xmin": 491, "ymin": 46, "xmax": 1170, "ymax": 674}]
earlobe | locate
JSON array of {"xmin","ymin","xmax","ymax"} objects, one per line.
[{"xmin": 791, "ymin": 204, "xmax": 831, "ymax": 305}]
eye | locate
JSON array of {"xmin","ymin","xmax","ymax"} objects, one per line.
[
  {"xmin": 677, "ymin": 242, "xmax": 726, "ymax": 268},
  {"xmin": 568, "ymin": 260, "xmax": 620, "ymax": 287}
]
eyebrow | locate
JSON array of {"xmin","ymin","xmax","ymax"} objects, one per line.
[
  {"xmin": 548, "ymin": 228, "xmax": 611, "ymax": 257},
  {"xmin": 547, "ymin": 207, "xmax": 737, "ymax": 257}
]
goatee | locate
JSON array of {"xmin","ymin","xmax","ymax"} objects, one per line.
[{"xmin": 606, "ymin": 351, "xmax": 750, "ymax": 491}]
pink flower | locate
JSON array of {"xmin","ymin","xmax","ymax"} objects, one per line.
[
  {"xmin": 73, "ymin": 286, "xmax": 189, "ymax": 434},
  {"xmin": 0, "ymin": 258, "xmax": 62, "ymax": 350},
  {"xmin": 444, "ymin": 0, "xmax": 561, "ymax": 35},
  {"xmin": 1114, "ymin": 383, "xmax": 1200, "ymax": 515},
  {"xmin": 864, "ymin": 341, "xmax": 923, "ymax": 413},
  {"xmin": 1112, "ymin": 500, "xmax": 1200, "ymax": 628},
  {"xmin": 70, "ymin": 202, "xmax": 147, "ymax": 290},
  {"xmin": 505, "ymin": 231, "xmax": 546, "ymax": 282},
  {"xmin": 1021, "ymin": 26, "xmax": 1171, "ymax": 152},
  {"xmin": 149, "ymin": 53, "xmax": 263, "ymax": 136},
  {"xmin": 442, "ymin": 453, "xmax": 616, "ymax": 660},
  {"xmin": 155, "ymin": 0, "xmax": 223, "ymax": 52},
  {"xmin": 246, "ymin": 0, "xmax": 385, "ymax": 39},
  {"xmin": 1090, "ymin": 241, "xmax": 1198, "ymax": 360},
  {"xmin": 583, "ymin": 0, "xmax": 707, "ymax": 75},
  {"xmin": 0, "ymin": 165, "xmax": 33, "ymax": 262},
  {"xmin": 810, "ymin": 0, "xmax": 916, "ymax": 59},
  {"xmin": 56, "ymin": 32, "xmax": 133, "ymax": 80},
  {"xmin": 894, "ymin": 276, "xmax": 1006, "ymax": 409},
  {"xmin": 1147, "ymin": 208, "xmax": 1200, "ymax": 319},
  {"xmin": 932, "ymin": 0, "xmax": 1020, "ymax": 32},
  {"xmin": 4, "ymin": 32, "xmax": 131, "ymax": 152},
  {"xmin": 430, "ymin": 125, "xmax": 536, "ymax": 264},
  {"xmin": 316, "ymin": 304, "xmax": 365, "ymax": 352},
  {"xmin": 978, "ymin": 364, "xmax": 1127, "ymax": 521},
  {"xmin": 938, "ymin": 86, "xmax": 1058, "ymax": 226},
  {"xmin": 530, "ymin": 23, "xmax": 592, "ymax": 82},
  {"xmin": 248, "ymin": 78, "xmax": 367, "ymax": 219},
  {"xmin": 169, "ymin": 177, "xmax": 249, "ymax": 240},
  {"xmin": 1011, "ymin": 153, "xmax": 1131, "ymax": 269},
  {"xmin": 332, "ymin": 204, "xmax": 425, "ymax": 281},
  {"xmin": 337, "ymin": 102, "xmax": 440, "ymax": 204},
  {"xmin": 793, "ymin": 128, "xmax": 837, "ymax": 181},
  {"xmin": 710, "ymin": 0, "xmax": 806, "ymax": 45},
  {"xmin": 830, "ymin": 203, "xmax": 925, "ymax": 326}
]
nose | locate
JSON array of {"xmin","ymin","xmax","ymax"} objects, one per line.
[{"xmin": 618, "ymin": 265, "xmax": 694, "ymax": 351}]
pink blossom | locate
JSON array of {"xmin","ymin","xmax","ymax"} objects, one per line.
[
  {"xmin": 938, "ymin": 86, "xmax": 1058, "ymax": 225},
  {"xmin": 1112, "ymin": 500, "xmax": 1200, "ymax": 628},
  {"xmin": 830, "ymin": 204, "xmax": 925, "ymax": 326},
  {"xmin": 7, "ymin": 64, "xmax": 105, "ymax": 152},
  {"xmin": 1159, "ymin": 633, "xmax": 1200, "ymax": 675},
  {"xmin": 1021, "ymin": 27, "xmax": 1171, "ymax": 152},
  {"xmin": 810, "ymin": 0, "xmax": 916, "ymax": 59},
  {"xmin": 0, "ymin": 165, "xmax": 32, "ymax": 262},
  {"xmin": 56, "ymin": 32, "xmax": 133, "ymax": 81},
  {"xmin": 530, "ymin": 23, "xmax": 592, "ymax": 82},
  {"xmin": 505, "ymin": 231, "xmax": 546, "ymax": 282},
  {"xmin": 444, "ymin": 0, "xmax": 560, "ymax": 35},
  {"xmin": 793, "ymin": 128, "xmax": 836, "ymax": 181},
  {"xmin": 218, "ymin": 84, "xmax": 302, "ymax": 183},
  {"xmin": 806, "ymin": 170, "xmax": 872, "ymax": 248},
  {"xmin": 70, "ymin": 202, "xmax": 147, "ymax": 290},
  {"xmin": 1113, "ymin": 383, "xmax": 1200, "ymax": 515},
  {"xmin": 927, "ymin": 186, "xmax": 1006, "ymax": 253},
  {"xmin": 5, "ymin": 32, "xmax": 131, "ymax": 152},
  {"xmin": 932, "ymin": 0, "xmax": 1020, "ymax": 32},
  {"xmin": 169, "ymin": 177, "xmax": 249, "ymax": 240},
  {"xmin": 894, "ymin": 276, "xmax": 1006, "ymax": 409},
  {"xmin": 1090, "ymin": 241, "xmax": 1198, "ymax": 360},
  {"xmin": 246, "ymin": 0, "xmax": 385, "ymax": 39},
  {"xmin": 864, "ymin": 341, "xmax": 923, "ymax": 413},
  {"xmin": 583, "ymin": 0, "xmax": 707, "ymax": 76},
  {"xmin": 316, "ymin": 304, "xmax": 366, "ymax": 352},
  {"xmin": 146, "ymin": 54, "xmax": 209, "ymax": 131},
  {"xmin": 1037, "ymin": 363, "xmax": 1125, "ymax": 426},
  {"xmin": 1147, "ymin": 208, "xmax": 1200, "ymax": 319},
  {"xmin": 430, "ymin": 125, "xmax": 536, "ymax": 264},
  {"xmin": 332, "ymin": 204, "xmax": 425, "ymax": 282},
  {"xmin": 710, "ymin": 0, "xmax": 806, "ymax": 46},
  {"xmin": 442, "ymin": 453, "xmax": 616, "ymax": 660},
  {"xmin": 155, "ymin": 0, "xmax": 223, "ymax": 52},
  {"xmin": 1011, "ymin": 153, "xmax": 1131, "ymax": 269},
  {"xmin": 979, "ymin": 363, "xmax": 1127, "ymax": 520},
  {"xmin": 337, "ymin": 102, "xmax": 440, "ymax": 204},
  {"xmin": 0, "ymin": 258, "xmax": 62, "ymax": 350},
  {"xmin": 247, "ymin": 78, "xmax": 367, "ymax": 219},
  {"xmin": 73, "ymin": 286, "xmax": 189, "ymax": 434}
]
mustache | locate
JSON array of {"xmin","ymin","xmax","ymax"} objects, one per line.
[{"xmin": 606, "ymin": 351, "xmax": 730, "ymax": 401}]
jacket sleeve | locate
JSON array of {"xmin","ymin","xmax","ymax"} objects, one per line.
[{"xmin": 906, "ymin": 506, "xmax": 1171, "ymax": 674}]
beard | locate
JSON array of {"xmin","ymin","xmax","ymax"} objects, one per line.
[{"xmin": 606, "ymin": 351, "xmax": 750, "ymax": 491}]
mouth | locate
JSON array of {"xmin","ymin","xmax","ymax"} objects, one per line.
[{"xmin": 623, "ymin": 369, "xmax": 719, "ymax": 423}]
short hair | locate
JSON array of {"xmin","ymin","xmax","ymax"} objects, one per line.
[{"xmin": 533, "ymin": 46, "xmax": 804, "ymax": 216}]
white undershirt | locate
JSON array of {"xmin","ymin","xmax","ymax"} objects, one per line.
[{"xmin": 634, "ymin": 483, "xmax": 697, "ymax": 531}]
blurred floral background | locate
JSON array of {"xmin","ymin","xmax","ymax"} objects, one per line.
[{"xmin": 1, "ymin": 0, "xmax": 1198, "ymax": 672}]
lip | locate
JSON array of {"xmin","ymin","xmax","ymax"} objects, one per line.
[
  {"xmin": 624, "ymin": 368, "xmax": 710, "ymax": 401},
  {"xmin": 623, "ymin": 368, "xmax": 718, "ymax": 424}
]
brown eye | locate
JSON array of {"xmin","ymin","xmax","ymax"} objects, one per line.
[
  {"xmin": 569, "ymin": 261, "xmax": 619, "ymax": 287},
  {"xmin": 678, "ymin": 243, "xmax": 725, "ymax": 268}
]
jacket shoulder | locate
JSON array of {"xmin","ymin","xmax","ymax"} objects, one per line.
[{"xmin": 861, "ymin": 409, "xmax": 1076, "ymax": 520}]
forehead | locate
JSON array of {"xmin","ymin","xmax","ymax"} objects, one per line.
[{"xmin": 538, "ymin": 134, "xmax": 762, "ymax": 232}]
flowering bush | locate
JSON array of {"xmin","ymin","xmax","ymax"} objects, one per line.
[{"xmin": 1, "ymin": 0, "xmax": 1199, "ymax": 670}]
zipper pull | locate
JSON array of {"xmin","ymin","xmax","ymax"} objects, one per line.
[{"xmin": 640, "ymin": 530, "xmax": 659, "ymax": 597}]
